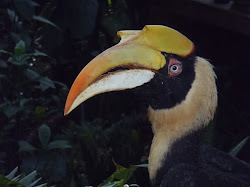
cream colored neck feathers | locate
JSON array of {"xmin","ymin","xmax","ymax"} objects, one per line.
[{"xmin": 147, "ymin": 57, "xmax": 218, "ymax": 180}]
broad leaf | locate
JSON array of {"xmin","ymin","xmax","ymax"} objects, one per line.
[
  {"xmin": 3, "ymin": 105, "xmax": 20, "ymax": 118},
  {"xmin": 0, "ymin": 60, "xmax": 8, "ymax": 68},
  {"xmin": 18, "ymin": 141, "xmax": 37, "ymax": 152},
  {"xmin": 13, "ymin": 0, "xmax": 34, "ymax": 21},
  {"xmin": 29, "ymin": 177, "xmax": 42, "ymax": 187},
  {"xmin": 19, "ymin": 170, "xmax": 37, "ymax": 185},
  {"xmin": 33, "ymin": 50, "xmax": 48, "ymax": 56},
  {"xmin": 38, "ymin": 77, "xmax": 55, "ymax": 89},
  {"xmin": 98, "ymin": 165, "xmax": 139, "ymax": 187},
  {"xmin": 25, "ymin": 69, "xmax": 40, "ymax": 80},
  {"xmin": 48, "ymin": 140, "xmax": 72, "ymax": 150},
  {"xmin": 38, "ymin": 124, "xmax": 51, "ymax": 148},
  {"xmin": 33, "ymin": 15, "xmax": 61, "ymax": 30},
  {"xmin": 14, "ymin": 40, "xmax": 26, "ymax": 55},
  {"xmin": 0, "ymin": 74, "xmax": 7, "ymax": 80},
  {"xmin": 6, "ymin": 167, "xmax": 18, "ymax": 180}
]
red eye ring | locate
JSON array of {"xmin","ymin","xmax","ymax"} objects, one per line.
[{"xmin": 168, "ymin": 59, "xmax": 183, "ymax": 77}]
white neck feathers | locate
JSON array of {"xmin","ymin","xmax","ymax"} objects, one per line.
[{"xmin": 147, "ymin": 57, "xmax": 218, "ymax": 180}]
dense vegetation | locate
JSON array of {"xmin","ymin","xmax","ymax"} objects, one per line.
[{"xmin": 0, "ymin": 0, "xmax": 249, "ymax": 186}]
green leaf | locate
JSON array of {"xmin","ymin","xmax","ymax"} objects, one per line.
[
  {"xmin": 0, "ymin": 74, "xmax": 7, "ymax": 80},
  {"xmin": 0, "ymin": 60, "xmax": 8, "ymax": 68},
  {"xmin": 1, "ymin": 167, "xmax": 50, "ymax": 187},
  {"xmin": 108, "ymin": 0, "xmax": 112, "ymax": 7},
  {"xmin": 25, "ymin": 69, "xmax": 40, "ymax": 80},
  {"xmin": 98, "ymin": 165, "xmax": 138, "ymax": 187},
  {"xmin": 48, "ymin": 140, "xmax": 72, "ymax": 150},
  {"xmin": 38, "ymin": 77, "xmax": 56, "ymax": 89},
  {"xmin": 8, "ymin": 56, "xmax": 27, "ymax": 65},
  {"xmin": 53, "ymin": 81, "xmax": 68, "ymax": 90},
  {"xmin": 7, "ymin": 8, "xmax": 18, "ymax": 22},
  {"xmin": 3, "ymin": 105, "xmax": 20, "ymax": 118},
  {"xmin": 32, "ymin": 50, "xmax": 48, "ymax": 57},
  {"xmin": 29, "ymin": 177, "xmax": 42, "ymax": 187},
  {"xmin": 0, "ymin": 49, "xmax": 13, "ymax": 56},
  {"xmin": 229, "ymin": 136, "xmax": 249, "ymax": 157},
  {"xmin": 100, "ymin": 181, "xmax": 123, "ymax": 187},
  {"xmin": 18, "ymin": 141, "xmax": 37, "ymax": 152},
  {"xmin": 19, "ymin": 170, "xmax": 37, "ymax": 185},
  {"xmin": 13, "ymin": 0, "xmax": 34, "ymax": 21},
  {"xmin": 135, "ymin": 164, "xmax": 148, "ymax": 168},
  {"xmin": 33, "ymin": 15, "xmax": 61, "ymax": 30},
  {"xmin": 38, "ymin": 124, "xmax": 51, "ymax": 147},
  {"xmin": 14, "ymin": 40, "xmax": 26, "ymax": 55},
  {"xmin": 6, "ymin": 167, "xmax": 18, "ymax": 180}
]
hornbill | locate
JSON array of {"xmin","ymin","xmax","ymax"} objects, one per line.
[{"xmin": 64, "ymin": 25, "xmax": 250, "ymax": 186}]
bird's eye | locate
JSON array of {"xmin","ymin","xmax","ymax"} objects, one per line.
[
  {"xmin": 168, "ymin": 59, "xmax": 182, "ymax": 77},
  {"xmin": 170, "ymin": 65, "xmax": 179, "ymax": 72}
]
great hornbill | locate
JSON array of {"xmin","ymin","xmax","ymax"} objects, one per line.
[{"xmin": 64, "ymin": 25, "xmax": 250, "ymax": 186}]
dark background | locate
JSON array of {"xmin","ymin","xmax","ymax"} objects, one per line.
[{"xmin": 0, "ymin": 0, "xmax": 249, "ymax": 186}]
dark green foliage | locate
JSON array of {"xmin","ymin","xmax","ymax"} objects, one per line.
[
  {"xmin": 18, "ymin": 124, "xmax": 71, "ymax": 184},
  {"xmin": 98, "ymin": 164, "xmax": 148, "ymax": 187},
  {"xmin": 0, "ymin": 167, "xmax": 52, "ymax": 187},
  {"xmin": 61, "ymin": 114, "xmax": 150, "ymax": 186}
]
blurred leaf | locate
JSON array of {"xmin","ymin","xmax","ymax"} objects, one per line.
[
  {"xmin": 28, "ymin": 177, "xmax": 42, "ymax": 187},
  {"xmin": 135, "ymin": 164, "xmax": 148, "ymax": 168},
  {"xmin": 98, "ymin": 165, "xmax": 138, "ymax": 187},
  {"xmin": 108, "ymin": 0, "xmax": 112, "ymax": 7},
  {"xmin": 38, "ymin": 124, "xmax": 51, "ymax": 148},
  {"xmin": 19, "ymin": 98, "xmax": 31, "ymax": 107},
  {"xmin": 38, "ymin": 77, "xmax": 55, "ymax": 89},
  {"xmin": 8, "ymin": 56, "xmax": 27, "ymax": 65},
  {"xmin": 1, "ymin": 167, "xmax": 50, "ymax": 187},
  {"xmin": 100, "ymin": 181, "xmax": 123, "ymax": 187},
  {"xmin": 29, "ymin": 0, "xmax": 40, "ymax": 7},
  {"xmin": 33, "ymin": 15, "xmax": 61, "ymax": 30},
  {"xmin": 0, "ymin": 74, "xmax": 7, "ymax": 80},
  {"xmin": 25, "ymin": 69, "xmax": 40, "ymax": 80},
  {"xmin": 0, "ymin": 49, "xmax": 13, "ymax": 56},
  {"xmin": 7, "ymin": 9, "xmax": 18, "ymax": 22},
  {"xmin": 33, "ymin": 50, "xmax": 48, "ymax": 57},
  {"xmin": 48, "ymin": 140, "xmax": 72, "ymax": 150},
  {"xmin": 0, "ymin": 60, "xmax": 7, "ymax": 68},
  {"xmin": 19, "ymin": 170, "xmax": 37, "ymax": 185},
  {"xmin": 14, "ymin": 40, "xmax": 26, "ymax": 55},
  {"xmin": 6, "ymin": 167, "xmax": 18, "ymax": 180},
  {"xmin": 51, "ymin": 95, "xmax": 60, "ymax": 104},
  {"xmin": 38, "ymin": 84, "xmax": 49, "ymax": 91},
  {"xmin": 13, "ymin": 0, "xmax": 34, "ymax": 21},
  {"xmin": 32, "ymin": 106, "xmax": 46, "ymax": 121},
  {"xmin": 53, "ymin": 81, "xmax": 68, "ymax": 90},
  {"xmin": 19, "ymin": 141, "xmax": 37, "ymax": 152},
  {"xmin": 229, "ymin": 136, "xmax": 249, "ymax": 157},
  {"xmin": 3, "ymin": 105, "xmax": 20, "ymax": 118}
]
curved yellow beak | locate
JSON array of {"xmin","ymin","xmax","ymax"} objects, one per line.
[{"xmin": 64, "ymin": 25, "xmax": 194, "ymax": 115}]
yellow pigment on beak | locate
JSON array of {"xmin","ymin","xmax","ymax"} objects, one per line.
[{"xmin": 64, "ymin": 25, "xmax": 194, "ymax": 115}]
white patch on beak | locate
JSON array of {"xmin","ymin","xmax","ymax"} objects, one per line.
[{"xmin": 68, "ymin": 69, "xmax": 155, "ymax": 114}]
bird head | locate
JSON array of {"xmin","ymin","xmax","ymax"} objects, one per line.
[
  {"xmin": 64, "ymin": 24, "xmax": 217, "ymax": 138},
  {"xmin": 65, "ymin": 25, "xmax": 197, "ymax": 113}
]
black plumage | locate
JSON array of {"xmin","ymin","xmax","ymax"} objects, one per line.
[{"xmin": 150, "ymin": 129, "xmax": 250, "ymax": 187}]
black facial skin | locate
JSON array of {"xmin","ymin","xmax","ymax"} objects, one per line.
[{"xmin": 138, "ymin": 52, "xmax": 196, "ymax": 110}]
